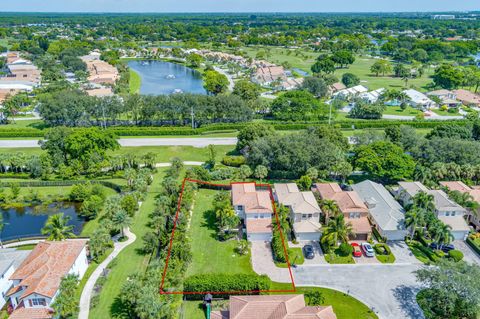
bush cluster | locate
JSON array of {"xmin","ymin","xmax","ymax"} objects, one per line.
[
  {"xmin": 448, "ymin": 249, "xmax": 464, "ymax": 262},
  {"xmin": 184, "ymin": 274, "xmax": 271, "ymax": 300},
  {"xmin": 271, "ymin": 228, "xmax": 288, "ymax": 263},
  {"xmin": 221, "ymin": 155, "xmax": 246, "ymax": 167}
]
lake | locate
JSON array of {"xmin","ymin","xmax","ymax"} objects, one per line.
[
  {"xmin": 128, "ymin": 60, "xmax": 207, "ymax": 95},
  {"xmin": 0, "ymin": 202, "xmax": 85, "ymax": 241}
]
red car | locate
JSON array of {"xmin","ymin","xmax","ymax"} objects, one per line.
[{"xmin": 351, "ymin": 243, "xmax": 362, "ymax": 257}]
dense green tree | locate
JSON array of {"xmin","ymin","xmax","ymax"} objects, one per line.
[
  {"xmin": 416, "ymin": 260, "xmax": 480, "ymax": 319},
  {"xmin": 271, "ymin": 90, "xmax": 328, "ymax": 121},
  {"xmin": 236, "ymin": 123, "xmax": 276, "ymax": 151},
  {"xmin": 349, "ymin": 100, "xmax": 385, "ymax": 119},
  {"xmin": 331, "ymin": 50, "xmax": 355, "ymax": 68},
  {"xmin": 341, "ymin": 73, "xmax": 360, "ymax": 88},
  {"xmin": 112, "ymin": 210, "xmax": 132, "ymax": 238},
  {"xmin": 311, "ymin": 57, "xmax": 335, "ymax": 74},
  {"xmin": 89, "ymin": 227, "xmax": 113, "ymax": 260},
  {"xmin": 353, "ymin": 141, "xmax": 415, "ymax": 183},
  {"xmin": 426, "ymin": 124, "xmax": 473, "ymax": 140},
  {"xmin": 233, "ymin": 80, "xmax": 261, "ymax": 101},
  {"xmin": 300, "ymin": 76, "xmax": 328, "ymax": 98},
  {"xmin": 80, "ymin": 195, "xmax": 103, "ymax": 220},
  {"xmin": 203, "ymin": 70, "xmax": 229, "ymax": 95},
  {"xmin": 433, "ymin": 64, "xmax": 464, "ymax": 89},
  {"xmin": 186, "ymin": 53, "xmax": 204, "ymax": 68},
  {"xmin": 370, "ymin": 59, "xmax": 392, "ymax": 76}
]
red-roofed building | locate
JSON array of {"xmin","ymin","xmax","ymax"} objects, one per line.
[
  {"xmin": 7, "ymin": 240, "xmax": 88, "ymax": 319},
  {"xmin": 232, "ymin": 183, "xmax": 274, "ymax": 241},
  {"xmin": 440, "ymin": 181, "xmax": 480, "ymax": 231},
  {"xmin": 211, "ymin": 294, "xmax": 337, "ymax": 319},
  {"xmin": 312, "ymin": 183, "xmax": 371, "ymax": 240}
]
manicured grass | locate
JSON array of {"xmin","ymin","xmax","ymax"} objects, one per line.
[
  {"xmin": 89, "ymin": 169, "xmax": 167, "ymax": 319},
  {"xmin": 324, "ymin": 247, "xmax": 355, "ymax": 264},
  {"xmin": 2, "ymin": 145, "xmax": 236, "ymax": 163},
  {"xmin": 406, "ymin": 240, "xmax": 433, "ymax": 264},
  {"xmin": 333, "ymin": 57, "xmax": 435, "ymax": 91},
  {"xmin": 129, "ymin": 69, "xmax": 141, "ymax": 94},
  {"xmin": 14, "ymin": 244, "xmax": 36, "ymax": 250},
  {"xmin": 186, "ymin": 189, "xmax": 254, "ymax": 276},
  {"xmin": 375, "ymin": 254, "xmax": 396, "ymax": 264},
  {"xmin": 183, "ymin": 283, "xmax": 378, "ymax": 319},
  {"xmin": 431, "ymin": 108, "xmax": 460, "ymax": 116},
  {"xmin": 383, "ymin": 106, "xmax": 422, "ymax": 116},
  {"xmin": 275, "ymin": 247, "xmax": 304, "ymax": 268}
]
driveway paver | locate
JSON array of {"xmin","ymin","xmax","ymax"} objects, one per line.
[
  {"xmin": 388, "ymin": 241, "xmax": 422, "ymax": 264},
  {"xmin": 289, "ymin": 241, "xmax": 327, "ymax": 265},
  {"xmin": 250, "ymin": 241, "xmax": 291, "ymax": 283},
  {"xmin": 453, "ymin": 240, "xmax": 480, "ymax": 266}
]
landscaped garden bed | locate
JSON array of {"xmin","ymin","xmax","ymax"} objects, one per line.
[{"xmin": 374, "ymin": 243, "xmax": 396, "ymax": 263}]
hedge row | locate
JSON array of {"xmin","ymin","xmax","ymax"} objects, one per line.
[
  {"xmin": 466, "ymin": 237, "xmax": 480, "ymax": 256},
  {"xmin": 0, "ymin": 119, "xmax": 469, "ymax": 138},
  {"xmin": 183, "ymin": 274, "xmax": 271, "ymax": 300}
]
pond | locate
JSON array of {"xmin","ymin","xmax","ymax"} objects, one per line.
[
  {"xmin": 0, "ymin": 202, "xmax": 85, "ymax": 241},
  {"xmin": 128, "ymin": 60, "xmax": 207, "ymax": 95}
]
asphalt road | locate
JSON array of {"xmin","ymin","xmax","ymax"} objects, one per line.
[
  {"xmin": 293, "ymin": 263, "xmax": 424, "ymax": 319},
  {"xmin": 0, "ymin": 137, "xmax": 238, "ymax": 148}
]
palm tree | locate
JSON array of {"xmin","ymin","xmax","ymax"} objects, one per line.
[
  {"xmin": 320, "ymin": 199, "xmax": 339, "ymax": 224},
  {"xmin": 112, "ymin": 210, "xmax": 132, "ymax": 238},
  {"xmin": 432, "ymin": 223, "xmax": 454, "ymax": 245},
  {"xmin": 413, "ymin": 191, "xmax": 435, "ymax": 213},
  {"xmin": 405, "ymin": 208, "xmax": 426, "ymax": 238},
  {"xmin": 41, "ymin": 213, "xmax": 75, "ymax": 241},
  {"xmin": 322, "ymin": 214, "xmax": 354, "ymax": 246}
]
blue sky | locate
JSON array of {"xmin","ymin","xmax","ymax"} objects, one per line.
[{"xmin": 1, "ymin": 0, "xmax": 478, "ymax": 13}]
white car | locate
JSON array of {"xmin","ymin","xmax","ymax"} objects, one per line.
[{"xmin": 361, "ymin": 243, "xmax": 375, "ymax": 257}]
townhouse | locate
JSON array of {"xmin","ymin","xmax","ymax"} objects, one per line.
[{"xmin": 440, "ymin": 181, "xmax": 480, "ymax": 231}]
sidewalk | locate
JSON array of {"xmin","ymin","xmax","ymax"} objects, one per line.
[{"xmin": 78, "ymin": 227, "xmax": 137, "ymax": 319}]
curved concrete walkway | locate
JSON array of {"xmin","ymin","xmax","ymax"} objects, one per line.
[
  {"xmin": 78, "ymin": 227, "xmax": 137, "ymax": 319},
  {"xmin": 3, "ymin": 239, "xmax": 44, "ymax": 248}
]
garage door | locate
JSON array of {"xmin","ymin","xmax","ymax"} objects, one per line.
[
  {"xmin": 296, "ymin": 232, "xmax": 321, "ymax": 241},
  {"xmin": 248, "ymin": 233, "xmax": 272, "ymax": 241},
  {"xmin": 352, "ymin": 233, "xmax": 368, "ymax": 241},
  {"xmin": 451, "ymin": 231, "xmax": 469, "ymax": 241}
]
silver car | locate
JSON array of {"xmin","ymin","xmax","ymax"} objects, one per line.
[{"xmin": 361, "ymin": 243, "xmax": 375, "ymax": 257}]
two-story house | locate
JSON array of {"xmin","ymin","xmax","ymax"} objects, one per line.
[
  {"xmin": 7, "ymin": 240, "xmax": 88, "ymax": 319},
  {"xmin": 231, "ymin": 183, "xmax": 274, "ymax": 241},
  {"xmin": 440, "ymin": 181, "xmax": 480, "ymax": 231},
  {"xmin": 352, "ymin": 180, "xmax": 408, "ymax": 241},
  {"xmin": 274, "ymin": 183, "xmax": 322, "ymax": 241},
  {"xmin": 312, "ymin": 183, "xmax": 371, "ymax": 240},
  {"xmin": 397, "ymin": 182, "xmax": 469, "ymax": 240}
]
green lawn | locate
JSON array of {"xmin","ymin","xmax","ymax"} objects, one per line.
[
  {"xmin": 186, "ymin": 188, "xmax": 254, "ymax": 276},
  {"xmin": 383, "ymin": 106, "xmax": 422, "ymax": 116},
  {"xmin": 275, "ymin": 247, "xmax": 304, "ymax": 268},
  {"xmin": 324, "ymin": 247, "xmax": 355, "ymax": 264},
  {"xmin": 406, "ymin": 240, "xmax": 434, "ymax": 264},
  {"xmin": 183, "ymin": 283, "xmax": 378, "ymax": 319},
  {"xmin": 431, "ymin": 108, "xmax": 460, "ymax": 116},
  {"xmin": 129, "ymin": 69, "xmax": 141, "ymax": 94},
  {"xmin": 89, "ymin": 169, "xmax": 167, "ymax": 319},
  {"xmin": 333, "ymin": 57, "xmax": 435, "ymax": 91},
  {"xmin": 1, "ymin": 145, "xmax": 235, "ymax": 163},
  {"xmin": 14, "ymin": 244, "xmax": 36, "ymax": 250}
]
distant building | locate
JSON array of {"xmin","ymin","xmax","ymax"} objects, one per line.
[
  {"xmin": 359, "ymin": 88, "xmax": 385, "ymax": 104},
  {"xmin": 427, "ymin": 89, "xmax": 462, "ymax": 108},
  {"xmin": 7, "ymin": 240, "xmax": 88, "ymax": 319},
  {"xmin": 81, "ymin": 53, "xmax": 119, "ymax": 85},
  {"xmin": 403, "ymin": 89, "xmax": 436, "ymax": 110},
  {"xmin": 211, "ymin": 294, "xmax": 337, "ymax": 319},
  {"xmin": 440, "ymin": 181, "xmax": 480, "ymax": 231},
  {"xmin": 252, "ymin": 65, "xmax": 287, "ymax": 87},
  {"xmin": 433, "ymin": 15, "xmax": 455, "ymax": 20},
  {"xmin": 452, "ymin": 89, "xmax": 480, "ymax": 107},
  {"xmin": 332, "ymin": 85, "xmax": 369, "ymax": 100}
]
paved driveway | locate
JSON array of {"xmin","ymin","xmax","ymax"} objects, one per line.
[
  {"xmin": 453, "ymin": 240, "xmax": 480, "ymax": 265},
  {"xmin": 388, "ymin": 241, "xmax": 422, "ymax": 264},
  {"xmin": 293, "ymin": 264, "xmax": 424, "ymax": 319},
  {"xmin": 289, "ymin": 241, "xmax": 327, "ymax": 265}
]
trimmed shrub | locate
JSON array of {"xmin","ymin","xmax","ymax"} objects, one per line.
[
  {"xmin": 467, "ymin": 236, "xmax": 480, "ymax": 255},
  {"xmin": 448, "ymin": 249, "xmax": 464, "ymax": 262},
  {"xmin": 374, "ymin": 243, "xmax": 392, "ymax": 256},
  {"xmin": 184, "ymin": 274, "xmax": 271, "ymax": 300},
  {"xmin": 271, "ymin": 228, "xmax": 287, "ymax": 263},
  {"xmin": 222, "ymin": 155, "xmax": 246, "ymax": 167},
  {"xmin": 338, "ymin": 242, "xmax": 353, "ymax": 256}
]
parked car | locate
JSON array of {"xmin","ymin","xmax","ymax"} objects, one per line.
[
  {"xmin": 429, "ymin": 243, "xmax": 455, "ymax": 253},
  {"xmin": 303, "ymin": 245, "xmax": 315, "ymax": 259},
  {"xmin": 351, "ymin": 243, "xmax": 362, "ymax": 257},
  {"xmin": 361, "ymin": 243, "xmax": 375, "ymax": 257}
]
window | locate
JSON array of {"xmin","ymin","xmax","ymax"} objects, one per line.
[
  {"xmin": 451, "ymin": 212, "xmax": 456, "ymax": 217},
  {"xmin": 302, "ymin": 214, "xmax": 307, "ymax": 220},
  {"xmin": 445, "ymin": 212, "xmax": 450, "ymax": 216},
  {"xmin": 30, "ymin": 298, "xmax": 46, "ymax": 306}
]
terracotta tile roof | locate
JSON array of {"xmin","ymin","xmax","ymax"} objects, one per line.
[
  {"xmin": 8, "ymin": 240, "xmax": 87, "ymax": 299},
  {"xmin": 313, "ymin": 183, "xmax": 368, "ymax": 214},
  {"xmin": 440, "ymin": 181, "xmax": 480, "ymax": 205},
  {"xmin": 232, "ymin": 183, "xmax": 273, "ymax": 214},
  {"xmin": 345, "ymin": 217, "xmax": 371, "ymax": 235},
  {"xmin": 452, "ymin": 89, "xmax": 480, "ymax": 106},
  {"xmin": 218, "ymin": 294, "xmax": 337, "ymax": 319},
  {"xmin": 246, "ymin": 219, "xmax": 273, "ymax": 233},
  {"xmin": 274, "ymin": 183, "xmax": 322, "ymax": 215},
  {"xmin": 9, "ymin": 306, "xmax": 54, "ymax": 319}
]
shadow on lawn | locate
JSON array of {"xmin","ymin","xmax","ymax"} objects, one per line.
[{"xmin": 201, "ymin": 209, "xmax": 218, "ymax": 240}]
